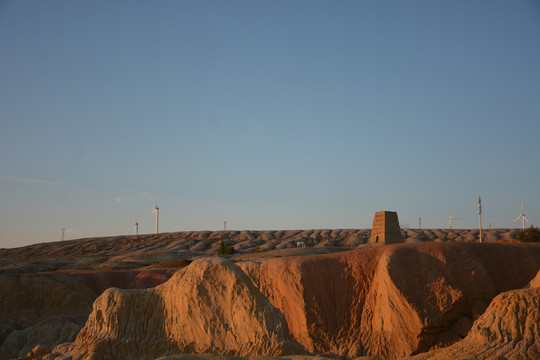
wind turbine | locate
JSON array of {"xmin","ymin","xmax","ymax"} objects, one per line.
[
  {"xmin": 446, "ymin": 212, "xmax": 457, "ymax": 229},
  {"xmin": 152, "ymin": 196, "xmax": 159, "ymax": 234},
  {"xmin": 133, "ymin": 219, "xmax": 139, "ymax": 236},
  {"xmin": 511, "ymin": 197, "xmax": 531, "ymax": 229}
]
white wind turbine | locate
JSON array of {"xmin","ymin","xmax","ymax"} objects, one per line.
[
  {"xmin": 133, "ymin": 218, "xmax": 139, "ymax": 236},
  {"xmin": 511, "ymin": 197, "xmax": 531, "ymax": 229},
  {"xmin": 152, "ymin": 196, "xmax": 159, "ymax": 234},
  {"xmin": 446, "ymin": 212, "xmax": 457, "ymax": 229}
]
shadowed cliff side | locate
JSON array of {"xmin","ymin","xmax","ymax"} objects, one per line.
[
  {"xmin": 0, "ymin": 271, "xmax": 170, "ymax": 359},
  {"xmin": 53, "ymin": 258, "xmax": 304, "ymax": 359},
  {"xmin": 408, "ymin": 270, "xmax": 540, "ymax": 360}
]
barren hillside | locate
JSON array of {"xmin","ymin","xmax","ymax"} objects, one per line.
[{"xmin": 0, "ymin": 229, "xmax": 538, "ymax": 360}]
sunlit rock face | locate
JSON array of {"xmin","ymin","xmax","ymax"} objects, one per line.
[
  {"xmin": 2, "ymin": 240, "xmax": 539, "ymax": 360},
  {"xmin": 239, "ymin": 242, "xmax": 540, "ymax": 359},
  {"xmin": 54, "ymin": 257, "xmax": 303, "ymax": 359}
]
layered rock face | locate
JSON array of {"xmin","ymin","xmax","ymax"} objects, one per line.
[
  {"xmin": 410, "ymin": 271, "xmax": 540, "ymax": 359},
  {"xmin": 0, "ymin": 271, "xmax": 169, "ymax": 359},
  {"xmin": 54, "ymin": 258, "xmax": 302, "ymax": 359},
  {"xmin": 3, "ymin": 242, "xmax": 539, "ymax": 360},
  {"xmin": 239, "ymin": 242, "xmax": 540, "ymax": 359}
]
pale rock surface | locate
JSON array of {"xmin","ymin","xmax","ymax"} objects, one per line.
[{"xmin": 53, "ymin": 257, "xmax": 303, "ymax": 359}]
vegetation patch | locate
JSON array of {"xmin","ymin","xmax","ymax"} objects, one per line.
[
  {"xmin": 517, "ymin": 226, "xmax": 540, "ymax": 243},
  {"xmin": 218, "ymin": 240, "xmax": 235, "ymax": 255}
]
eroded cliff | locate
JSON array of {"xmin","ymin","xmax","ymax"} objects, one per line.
[
  {"xmin": 3, "ymin": 242, "xmax": 539, "ymax": 360},
  {"xmin": 239, "ymin": 242, "xmax": 540, "ymax": 358},
  {"xmin": 53, "ymin": 257, "xmax": 302, "ymax": 359}
]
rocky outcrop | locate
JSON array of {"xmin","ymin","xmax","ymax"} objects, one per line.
[
  {"xmin": 53, "ymin": 258, "xmax": 303, "ymax": 359},
  {"xmin": 239, "ymin": 242, "xmax": 540, "ymax": 359},
  {"xmin": 1, "ymin": 316, "xmax": 80, "ymax": 359},
  {"xmin": 528, "ymin": 269, "xmax": 540, "ymax": 288},
  {"xmin": 409, "ymin": 286, "xmax": 540, "ymax": 359},
  {"xmin": 0, "ymin": 271, "xmax": 170, "ymax": 359},
  {"xmin": 2, "ymin": 242, "xmax": 539, "ymax": 359}
]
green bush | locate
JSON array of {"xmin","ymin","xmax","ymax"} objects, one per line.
[
  {"xmin": 516, "ymin": 226, "xmax": 540, "ymax": 243},
  {"xmin": 218, "ymin": 240, "xmax": 235, "ymax": 255}
]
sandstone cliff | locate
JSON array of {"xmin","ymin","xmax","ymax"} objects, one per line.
[
  {"xmin": 2, "ymin": 242, "xmax": 539, "ymax": 360},
  {"xmin": 0, "ymin": 271, "xmax": 170, "ymax": 359},
  {"xmin": 409, "ymin": 273, "xmax": 540, "ymax": 360},
  {"xmin": 239, "ymin": 242, "xmax": 540, "ymax": 359},
  {"xmin": 53, "ymin": 257, "xmax": 302, "ymax": 359}
]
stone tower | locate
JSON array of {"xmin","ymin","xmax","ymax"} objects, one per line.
[{"xmin": 369, "ymin": 211, "xmax": 403, "ymax": 244}]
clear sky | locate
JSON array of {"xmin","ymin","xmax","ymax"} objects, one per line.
[{"xmin": 1, "ymin": 1, "xmax": 539, "ymax": 248}]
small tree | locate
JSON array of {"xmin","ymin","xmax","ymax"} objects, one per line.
[
  {"xmin": 218, "ymin": 240, "xmax": 226, "ymax": 255},
  {"xmin": 516, "ymin": 226, "xmax": 540, "ymax": 243},
  {"xmin": 218, "ymin": 240, "xmax": 235, "ymax": 255}
]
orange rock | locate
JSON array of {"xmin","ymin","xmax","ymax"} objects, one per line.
[
  {"xmin": 239, "ymin": 242, "xmax": 540, "ymax": 358},
  {"xmin": 54, "ymin": 258, "xmax": 303, "ymax": 359},
  {"xmin": 3, "ymin": 241, "xmax": 538, "ymax": 359}
]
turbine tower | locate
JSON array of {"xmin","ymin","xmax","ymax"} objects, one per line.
[
  {"xmin": 61, "ymin": 228, "xmax": 65, "ymax": 241},
  {"xmin": 446, "ymin": 212, "xmax": 457, "ymax": 229},
  {"xmin": 152, "ymin": 196, "xmax": 159, "ymax": 234},
  {"xmin": 511, "ymin": 197, "xmax": 531, "ymax": 229},
  {"xmin": 133, "ymin": 219, "xmax": 139, "ymax": 236}
]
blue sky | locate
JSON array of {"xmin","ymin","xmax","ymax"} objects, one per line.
[{"xmin": 1, "ymin": 1, "xmax": 539, "ymax": 248}]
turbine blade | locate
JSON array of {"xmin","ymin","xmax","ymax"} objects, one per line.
[
  {"xmin": 511, "ymin": 216, "xmax": 521, "ymax": 224},
  {"xmin": 523, "ymin": 216, "xmax": 531, "ymax": 225}
]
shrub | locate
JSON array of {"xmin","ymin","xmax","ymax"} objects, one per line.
[
  {"xmin": 218, "ymin": 240, "xmax": 235, "ymax": 255},
  {"xmin": 516, "ymin": 226, "xmax": 540, "ymax": 243}
]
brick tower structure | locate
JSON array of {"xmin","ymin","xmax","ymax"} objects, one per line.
[{"xmin": 369, "ymin": 211, "xmax": 403, "ymax": 244}]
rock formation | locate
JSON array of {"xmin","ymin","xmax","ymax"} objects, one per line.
[
  {"xmin": 409, "ymin": 271, "xmax": 540, "ymax": 359},
  {"xmin": 529, "ymin": 269, "xmax": 540, "ymax": 288},
  {"xmin": 239, "ymin": 242, "xmax": 540, "ymax": 359},
  {"xmin": 1, "ymin": 239, "xmax": 539, "ymax": 360},
  {"xmin": 0, "ymin": 271, "xmax": 170, "ymax": 359},
  {"xmin": 53, "ymin": 258, "xmax": 302, "ymax": 359}
]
